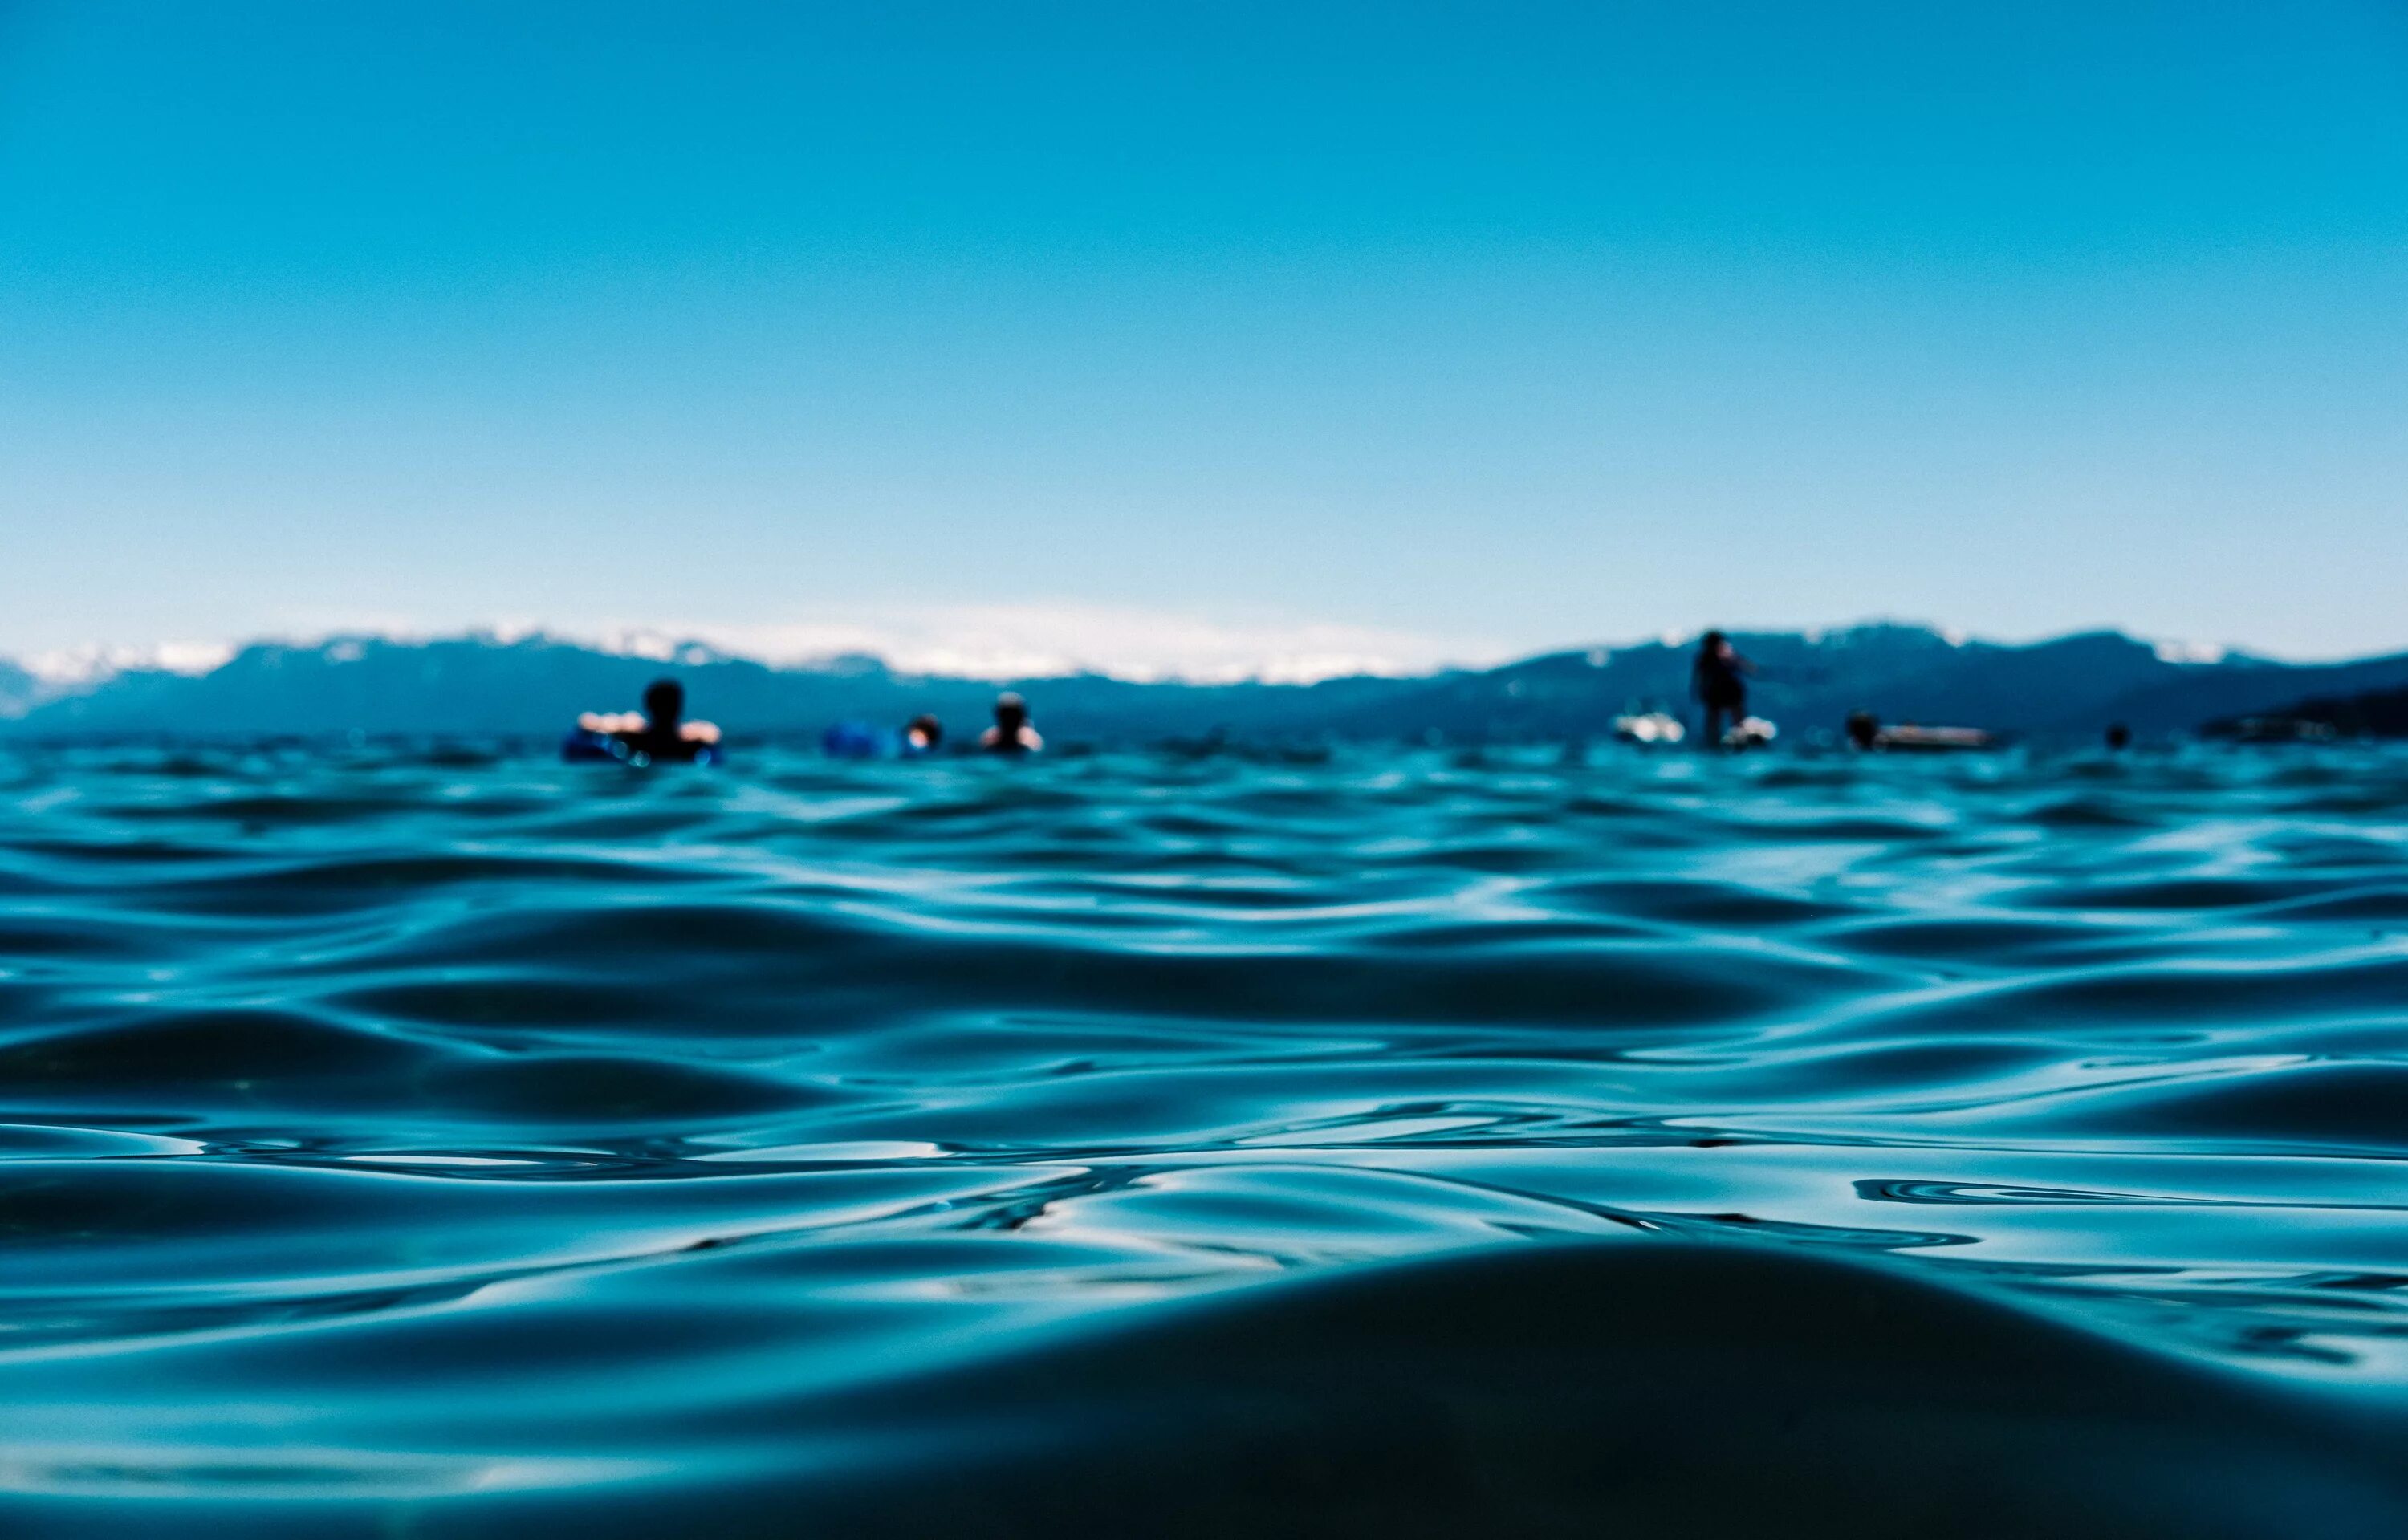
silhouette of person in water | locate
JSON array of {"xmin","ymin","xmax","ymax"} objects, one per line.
[
  {"xmin": 2105, "ymin": 722, "xmax": 2133, "ymax": 752},
  {"xmin": 904, "ymin": 713, "xmax": 944, "ymax": 754},
  {"xmin": 979, "ymin": 692, "xmax": 1043, "ymax": 754},
  {"xmin": 577, "ymin": 677, "xmax": 721, "ymax": 764},
  {"xmin": 1691, "ymin": 631, "xmax": 1755, "ymax": 746}
]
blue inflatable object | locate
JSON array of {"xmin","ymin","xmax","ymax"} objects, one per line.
[
  {"xmin": 562, "ymin": 728, "xmax": 631, "ymax": 763},
  {"xmin": 822, "ymin": 721, "xmax": 891, "ymax": 759}
]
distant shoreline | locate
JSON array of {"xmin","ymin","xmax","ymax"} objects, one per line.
[{"xmin": 7, "ymin": 624, "xmax": 2408, "ymax": 746}]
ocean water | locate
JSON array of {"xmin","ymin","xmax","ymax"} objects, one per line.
[{"xmin": 3, "ymin": 742, "xmax": 2408, "ymax": 1536}]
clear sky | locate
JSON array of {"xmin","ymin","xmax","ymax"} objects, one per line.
[{"xmin": 5, "ymin": 1, "xmax": 2406, "ymax": 675}]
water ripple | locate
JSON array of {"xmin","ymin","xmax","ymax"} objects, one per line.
[{"xmin": 2, "ymin": 742, "xmax": 2408, "ymax": 1534}]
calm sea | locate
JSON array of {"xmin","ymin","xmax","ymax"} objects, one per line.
[{"xmin": 3, "ymin": 742, "xmax": 2408, "ymax": 1536}]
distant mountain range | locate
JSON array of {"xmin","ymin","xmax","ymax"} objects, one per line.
[
  {"xmin": 0, "ymin": 658, "xmax": 42, "ymax": 721},
  {"xmin": 5, "ymin": 624, "xmax": 2406, "ymax": 746}
]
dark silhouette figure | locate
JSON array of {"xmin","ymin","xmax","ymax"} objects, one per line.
[
  {"xmin": 980, "ymin": 692, "xmax": 1043, "ymax": 754},
  {"xmin": 905, "ymin": 714, "xmax": 944, "ymax": 754},
  {"xmin": 1845, "ymin": 710, "xmax": 1880, "ymax": 750},
  {"xmin": 641, "ymin": 679, "xmax": 684, "ymax": 740},
  {"xmin": 2105, "ymin": 722, "xmax": 2132, "ymax": 752},
  {"xmin": 610, "ymin": 678, "xmax": 720, "ymax": 762},
  {"xmin": 565, "ymin": 677, "xmax": 720, "ymax": 764},
  {"xmin": 1691, "ymin": 631, "xmax": 1754, "ymax": 747}
]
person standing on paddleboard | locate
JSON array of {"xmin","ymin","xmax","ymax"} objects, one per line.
[{"xmin": 1691, "ymin": 631, "xmax": 1755, "ymax": 747}]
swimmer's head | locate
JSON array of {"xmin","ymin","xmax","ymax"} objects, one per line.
[
  {"xmin": 906, "ymin": 713, "xmax": 942, "ymax": 750},
  {"xmin": 643, "ymin": 678, "xmax": 685, "ymax": 729},
  {"xmin": 995, "ymin": 692, "xmax": 1027, "ymax": 732},
  {"xmin": 1701, "ymin": 629, "xmax": 1727, "ymax": 654}
]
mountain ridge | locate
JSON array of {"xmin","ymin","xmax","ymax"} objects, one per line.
[{"xmin": 6, "ymin": 624, "xmax": 2406, "ymax": 745}]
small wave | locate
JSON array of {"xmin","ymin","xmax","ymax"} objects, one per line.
[{"xmin": 708, "ymin": 1241, "xmax": 2408, "ymax": 1539}]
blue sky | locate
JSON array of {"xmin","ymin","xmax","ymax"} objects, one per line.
[{"xmin": 4, "ymin": 1, "xmax": 2405, "ymax": 673}]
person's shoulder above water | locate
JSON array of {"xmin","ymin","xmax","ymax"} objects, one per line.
[
  {"xmin": 636, "ymin": 717, "xmax": 722, "ymax": 760},
  {"xmin": 574, "ymin": 717, "xmax": 723, "ymax": 754},
  {"xmin": 978, "ymin": 692, "xmax": 1043, "ymax": 754}
]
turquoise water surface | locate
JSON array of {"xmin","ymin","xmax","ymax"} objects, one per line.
[{"xmin": 3, "ymin": 742, "xmax": 2408, "ymax": 1536}]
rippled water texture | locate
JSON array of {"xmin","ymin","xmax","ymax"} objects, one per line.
[{"xmin": 6, "ymin": 742, "xmax": 2408, "ymax": 1536}]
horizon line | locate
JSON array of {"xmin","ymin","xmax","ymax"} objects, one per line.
[{"xmin": 10, "ymin": 613, "xmax": 2395, "ymax": 697}]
